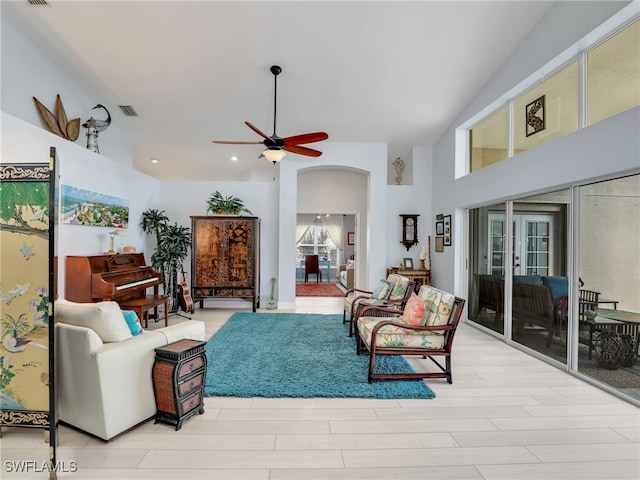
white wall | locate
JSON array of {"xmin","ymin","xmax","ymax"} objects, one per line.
[
  {"xmin": 278, "ymin": 142, "xmax": 394, "ymax": 307},
  {"xmin": 431, "ymin": 0, "xmax": 640, "ymax": 297},
  {"xmin": 2, "ymin": 10, "xmax": 159, "ymax": 301},
  {"xmin": 1, "ymin": 113, "xmax": 160, "ymax": 299},
  {"xmin": 157, "ymin": 180, "xmax": 279, "ymax": 309},
  {"xmin": 298, "ymin": 167, "xmax": 367, "ymax": 282},
  {"xmin": 386, "ymin": 145, "xmax": 432, "ymax": 276},
  {"xmin": 1, "ymin": 13, "xmax": 134, "ymax": 168},
  {"xmin": 1, "ymin": 9, "xmax": 435, "ymax": 310}
]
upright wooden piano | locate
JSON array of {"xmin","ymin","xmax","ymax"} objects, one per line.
[{"xmin": 65, "ymin": 253, "xmax": 169, "ymax": 327}]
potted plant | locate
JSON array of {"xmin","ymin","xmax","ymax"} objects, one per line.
[
  {"xmin": 141, "ymin": 209, "xmax": 169, "ymax": 246},
  {"xmin": 206, "ymin": 191, "xmax": 252, "ymax": 216},
  {"xmin": 152, "ymin": 222, "xmax": 191, "ymax": 310},
  {"xmin": 140, "ymin": 209, "xmax": 190, "ymax": 311}
]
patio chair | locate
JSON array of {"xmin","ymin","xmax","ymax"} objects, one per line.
[
  {"xmin": 579, "ymin": 289, "xmax": 601, "ymax": 359},
  {"xmin": 355, "ymin": 285, "xmax": 466, "ymax": 383},
  {"xmin": 579, "ymin": 289, "xmax": 601, "ymax": 319},
  {"xmin": 512, "ymin": 281, "xmax": 556, "ymax": 347},
  {"xmin": 478, "ymin": 274, "xmax": 503, "ymax": 325}
]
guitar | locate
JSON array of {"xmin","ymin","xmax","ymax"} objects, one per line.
[
  {"xmin": 266, "ymin": 277, "xmax": 277, "ymax": 310},
  {"xmin": 177, "ymin": 265, "xmax": 194, "ymax": 313}
]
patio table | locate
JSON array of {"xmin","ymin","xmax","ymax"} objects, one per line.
[{"xmin": 588, "ymin": 308, "xmax": 640, "ymax": 366}]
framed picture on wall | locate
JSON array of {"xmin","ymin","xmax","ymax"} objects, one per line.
[
  {"xmin": 435, "ymin": 236, "xmax": 444, "ymax": 252},
  {"xmin": 436, "ymin": 221, "xmax": 444, "ymax": 236},
  {"xmin": 443, "ymin": 215, "xmax": 451, "ymax": 246},
  {"xmin": 525, "ymin": 95, "xmax": 546, "ymax": 137},
  {"xmin": 347, "ymin": 231, "xmax": 355, "ymax": 245}
]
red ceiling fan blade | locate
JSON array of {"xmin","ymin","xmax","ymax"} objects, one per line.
[
  {"xmin": 212, "ymin": 140, "xmax": 262, "ymax": 144},
  {"xmin": 245, "ymin": 121, "xmax": 270, "ymax": 140},
  {"xmin": 283, "ymin": 145, "xmax": 323, "ymax": 157},
  {"xmin": 283, "ymin": 131, "xmax": 329, "ymax": 146}
]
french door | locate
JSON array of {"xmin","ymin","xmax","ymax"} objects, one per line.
[{"xmin": 488, "ymin": 213, "xmax": 555, "ymax": 276}]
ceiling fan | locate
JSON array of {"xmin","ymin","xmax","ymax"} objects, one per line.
[{"xmin": 213, "ymin": 65, "xmax": 328, "ymax": 164}]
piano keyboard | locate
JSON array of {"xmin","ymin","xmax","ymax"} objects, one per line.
[{"xmin": 116, "ymin": 278, "xmax": 157, "ymax": 290}]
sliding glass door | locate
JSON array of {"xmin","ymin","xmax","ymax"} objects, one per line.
[
  {"xmin": 468, "ymin": 177, "xmax": 640, "ymax": 403},
  {"xmin": 469, "ymin": 204, "xmax": 506, "ymax": 335},
  {"xmin": 577, "ymin": 174, "xmax": 640, "ymax": 401},
  {"xmin": 469, "ymin": 193, "xmax": 567, "ymax": 348},
  {"xmin": 511, "ymin": 191, "xmax": 569, "ymax": 362}
]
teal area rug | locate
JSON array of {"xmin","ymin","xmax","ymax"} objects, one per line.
[{"xmin": 204, "ymin": 312, "xmax": 435, "ymax": 399}]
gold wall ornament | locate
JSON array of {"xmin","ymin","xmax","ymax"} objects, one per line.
[{"xmin": 33, "ymin": 94, "xmax": 80, "ymax": 141}]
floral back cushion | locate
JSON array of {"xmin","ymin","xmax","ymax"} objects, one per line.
[
  {"xmin": 371, "ymin": 280, "xmax": 392, "ymax": 300},
  {"xmin": 426, "ymin": 291, "xmax": 455, "ymax": 328},
  {"xmin": 416, "ymin": 285, "xmax": 455, "ymax": 328},
  {"xmin": 387, "ymin": 274, "xmax": 410, "ymax": 301}
]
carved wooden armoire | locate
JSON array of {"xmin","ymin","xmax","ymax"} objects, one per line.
[{"xmin": 190, "ymin": 216, "xmax": 260, "ymax": 312}]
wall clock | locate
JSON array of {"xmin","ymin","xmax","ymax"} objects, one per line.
[{"xmin": 400, "ymin": 214, "xmax": 419, "ymax": 251}]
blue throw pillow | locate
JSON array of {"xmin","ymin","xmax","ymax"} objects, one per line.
[{"xmin": 122, "ymin": 310, "xmax": 143, "ymax": 336}]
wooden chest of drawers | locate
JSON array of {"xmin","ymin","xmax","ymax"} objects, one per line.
[{"xmin": 152, "ymin": 339, "xmax": 207, "ymax": 430}]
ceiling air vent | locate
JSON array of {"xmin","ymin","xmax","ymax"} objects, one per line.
[
  {"xmin": 27, "ymin": 0, "xmax": 50, "ymax": 6},
  {"xmin": 119, "ymin": 105, "xmax": 138, "ymax": 117}
]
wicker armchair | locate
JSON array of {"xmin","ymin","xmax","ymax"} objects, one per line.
[
  {"xmin": 355, "ymin": 285, "xmax": 466, "ymax": 384},
  {"xmin": 343, "ymin": 274, "xmax": 414, "ymax": 336}
]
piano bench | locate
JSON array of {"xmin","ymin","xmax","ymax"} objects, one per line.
[{"xmin": 120, "ymin": 294, "xmax": 169, "ymax": 328}]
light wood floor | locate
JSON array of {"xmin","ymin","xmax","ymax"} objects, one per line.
[{"xmin": 1, "ymin": 297, "xmax": 638, "ymax": 479}]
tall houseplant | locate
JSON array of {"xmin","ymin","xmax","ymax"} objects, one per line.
[
  {"xmin": 152, "ymin": 223, "xmax": 191, "ymax": 310},
  {"xmin": 141, "ymin": 209, "xmax": 169, "ymax": 246},
  {"xmin": 140, "ymin": 210, "xmax": 190, "ymax": 310}
]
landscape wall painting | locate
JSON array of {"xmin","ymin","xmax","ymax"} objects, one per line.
[{"xmin": 61, "ymin": 184, "xmax": 129, "ymax": 228}]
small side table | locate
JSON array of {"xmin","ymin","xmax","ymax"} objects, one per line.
[{"xmin": 152, "ymin": 339, "xmax": 207, "ymax": 431}]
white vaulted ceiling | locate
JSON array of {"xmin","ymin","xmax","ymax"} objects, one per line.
[{"xmin": 3, "ymin": 1, "xmax": 554, "ymax": 181}]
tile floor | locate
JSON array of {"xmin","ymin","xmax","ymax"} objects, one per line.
[{"xmin": 1, "ymin": 297, "xmax": 638, "ymax": 479}]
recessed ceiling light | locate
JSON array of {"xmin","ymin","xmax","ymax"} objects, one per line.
[
  {"xmin": 231, "ymin": 156, "xmax": 238, "ymax": 162},
  {"xmin": 151, "ymin": 158, "xmax": 159, "ymax": 163}
]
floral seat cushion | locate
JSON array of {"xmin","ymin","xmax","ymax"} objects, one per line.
[
  {"xmin": 357, "ymin": 317, "xmax": 445, "ymax": 350},
  {"xmin": 344, "ymin": 275, "xmax": 408, "ymax": 312},
  {"xmin": 357, "ymin": 285, "xmax": 456, "ymax": 350},
  {"xmin": 345, "ymin": 296, "xmax": 380, "ymax": 312}
]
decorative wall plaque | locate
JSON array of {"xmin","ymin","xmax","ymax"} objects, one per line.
[{"xmin": 526, "ymin": 95, "xmax": 546, "ymax": 137}]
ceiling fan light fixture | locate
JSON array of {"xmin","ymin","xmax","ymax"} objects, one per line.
[{"xmin": 263, "ymin": 148, "xmax": 286, "ymax": 164}]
